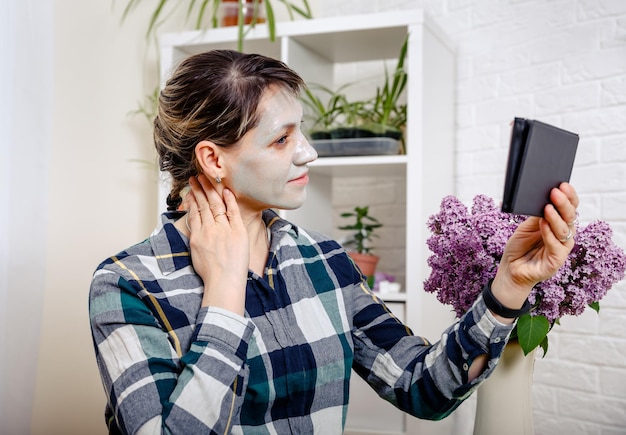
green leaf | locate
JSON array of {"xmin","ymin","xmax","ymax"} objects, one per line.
[
  {"xmin": 264, "ymin": 0, "xmax": 276, "ymax": 42},
  {"xmin": 210, "ymin": 0, "xmax": 220, "ymax": 28},
  {"xmin": 194, "ymin": 0, "xmax": 211, "ymax": 29},
  {"xmin": 146, "ymin": 0, "xmax": 168, "ymax": 38},
  {"xmin": 289, "ymin": 3, "xmax": 312, "ymax": 18},
  {"xmin": 539, "ymin": 335, "xmax": 549, "ymax": 357},
  {"xmin": 277, "ymin": 0, "xmax": 294, "ymax": 20},
  {"xmin": 588, "ymin": 301, "xmax": 600, "ymax": 313},
  {"xmin": 120, "ymin": 0, "xmax": 141, "ymax": 24},
  {"xmin": 516, "ymin": 314, "xmax": 550, "ymax": 356},
  {"xmin": 186, "ymin": 0, "xmax": 198, "ymax": 22},
  {"xmin": 237, "ymin": 0, "xmax": 245, "ymax": 51},
  {"xmin": 298, "ymin": 0, "xmax": 313, "ymax": 18}
]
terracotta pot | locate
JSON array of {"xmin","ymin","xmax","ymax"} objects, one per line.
[
  {"xmin": 221, "ymin": 0, "xmax": 265, "ymax": 27},
  {"xmin": 473, "ymin": 340, "xmax": 536, "ymax": 435},
  {"xmin": 348, "ymin": 252, "xmax": 380, "ymax": 277}
]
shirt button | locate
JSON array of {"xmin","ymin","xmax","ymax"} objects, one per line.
[
  {"xmin": 494, "ymin": 337, "xmax": 501, "ymax": 343},
  {"xmin": 463, "ymin": 363, "xmax": 469, "ymax": 371}
]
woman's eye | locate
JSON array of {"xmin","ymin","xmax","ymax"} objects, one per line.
[{"xmin": 276, "ymin": 135, "xmax": 288, "ymax": 145}]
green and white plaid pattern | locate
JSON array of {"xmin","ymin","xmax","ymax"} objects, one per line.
[{"xmin": 89, "ymin": 210, "xmax": 514, "ymax": 434}]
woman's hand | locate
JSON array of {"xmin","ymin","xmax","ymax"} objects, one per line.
[
  {"xmin": 491, "ymin": 182, "xmax": 579, "ymax": 318},
  {"xmin": 184, "ymin": 175, "xmax": 249, "ymax": 316}
]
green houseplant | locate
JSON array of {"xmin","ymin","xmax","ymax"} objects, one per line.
[
  {"xmin": 301, "ymin": 83, "xmax": 349, "ymax": 140},
  {"xmin": 302, "ymin": 83, "xmax": 376, "ymax": 140},
  {"xmin": 338, "ymin": 206, "xmax": 383, "ymax": 279},
  {"xmin": 363, "ymin": 35, "xmax": 408, "ymax": 140},
  {"xmin": 302, "ymin": 36, "xmax": 408, "ymax": 153},
  {"xmin": 118, "ymin": 0, "xmax": 312, "ymax": 51}
]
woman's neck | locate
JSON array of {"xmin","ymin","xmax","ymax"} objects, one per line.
[{"xmin": 241, "ymin": 210, "xmax": 270, "ymax": 276}]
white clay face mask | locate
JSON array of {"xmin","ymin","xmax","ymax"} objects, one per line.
[{"xmin": 226, "ymin": 86, "xmax": 317, "ymax": 211}]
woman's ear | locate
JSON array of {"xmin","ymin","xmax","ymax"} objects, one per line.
[{"xmin": 195, "ymin": 140, "xmax": 223, "ymax": 180}]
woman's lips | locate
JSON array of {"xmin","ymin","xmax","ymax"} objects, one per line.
[{"xmin": 289, "ymin": 173, "xmax": 309, "ymax": 185}]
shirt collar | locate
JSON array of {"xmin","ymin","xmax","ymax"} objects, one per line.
[
  {"xmin": 263, "ymin": 209, "xmax": 299, "ymax": 238},
  {"xmin": 150, "ymin": 211, "xmax": 192, "ymax": 275},
  {"xmin": 150, "ymin": 210, "xmax": 300, "ymax": 275}
]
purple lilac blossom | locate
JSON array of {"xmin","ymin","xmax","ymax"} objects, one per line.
[{"xmin": 424, "ymin": 195, "xmax": 626, "ymax": 323}]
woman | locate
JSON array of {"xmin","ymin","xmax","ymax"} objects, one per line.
[{"xmin": 90, "ymin": 49, "xmax": 579, "ymax": 434}]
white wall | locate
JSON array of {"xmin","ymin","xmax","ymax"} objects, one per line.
[
  {"xmin": 30, "ymin": 1, "xmax": 159, "ymax": 433},
  {"xmin": 443, "ymin": 2, "xmax": 626, "ymax": 433},
  {"xmin": 322, "ymin": 1, "xmax": 626, "ymax": 434},
  {"xmin": 12, "ymin": 0, "xmax": 624, "ymax": 434},
  {"xmin": 0, "ymin": 1, "xmax": 54, "ymax": 433}
]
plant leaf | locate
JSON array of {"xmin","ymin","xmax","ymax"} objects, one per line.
[
  {"xmin": 146, "ymin": 0, "xmax": 168, "ymax": 38},
  {"xmin": 210, "ymin": 0, "xmax": 220, "ymax": 28},
  {"xmin": 539, "ymin": 335, "xmax": 549, "ymax": 357},
  {"xmin": 277, "ymin": 0, "xmax": 294, "ymax": 20},
  {"xmin": 194, "ymin": 0, "xmax": 210, "ymax": 29},
  {"xmin": 120, "ymin": 0, "xmax": 141, "ymax": 24},
  {"xmin": 237, "ymin": 0, "xmax": 245, "ymax": 51},
  {"xmin": 186, "ymin": 0, "xmax": 198, "ymax": 22},
  {"xmin": 516, "ymin": 314, "xmax": 550, "ymax": 356},
  {"xmin": 588, "ymin": 301, "xmax": 600, "ymax": 313},
  {"xmin": 264, "ymin": 0, "xmax": 276, "ymax": 41},
  {"xmin": 297, "ymin": 0, "xmax": 313, "ymax": 18}
]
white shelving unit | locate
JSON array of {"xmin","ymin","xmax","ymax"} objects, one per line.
[{"xmin": 158, "ymin": 10, "xmax": 456, "ymax": 435}]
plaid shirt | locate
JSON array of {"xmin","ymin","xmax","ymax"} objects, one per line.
[{"xmin": 89, "ymin": 210, "xmax": 514, "ymax": 434}]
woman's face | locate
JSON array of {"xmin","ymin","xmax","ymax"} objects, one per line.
[{"xmin": 222, "ymin": 85, "xmax": 318, "ymax": 212}]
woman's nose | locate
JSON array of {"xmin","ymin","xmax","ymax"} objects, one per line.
[{"xmin": 294, "ymin": 134, "xmax": 318, "ymax": 165}]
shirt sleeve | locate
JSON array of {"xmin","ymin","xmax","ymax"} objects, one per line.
[
  {"xmin": 349, "ymin": 269, "xmax": 514, "ymax": 421},
  {"xmin": 89, "ymin": 268, "xmax": 255, "ymax": 434}
]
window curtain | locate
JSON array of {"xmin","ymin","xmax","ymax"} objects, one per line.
[{"xmin": 0, "ymin": 0, "xmax": 54, "ymax": 432}]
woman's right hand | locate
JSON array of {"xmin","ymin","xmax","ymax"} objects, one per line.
[{"xmin": 185, "ymin": 175, "xmax": 249, "ymax": 316}]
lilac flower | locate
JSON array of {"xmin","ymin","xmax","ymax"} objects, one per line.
[{"xmin": 424, "ymin": 195, "xmax": 626, "ymax": 324}]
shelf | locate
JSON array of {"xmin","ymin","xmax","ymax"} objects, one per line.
[
  {"xmin": 309, "ymin": 155, "xmax": 407, "ymax": 177},
  {"xmin": 287, "ymin": 27, "xmax": 410, "ymax": 63},
  {"xmin": 159, "ymin": 10, "xmax": 453, "ymax": 66},
  {"xmin": 161, "ymin": 28, "xmax": 281, "ymax": 60},
  {"xmin": 158, "ymin": 11, "xmax": 455, "ymax": 434}
]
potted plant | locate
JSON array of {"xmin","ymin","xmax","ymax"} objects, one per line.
[
  {"xmin": 301, "ymin": 83, "xmax": 348, "ymax": 139},
  {"xmin": 338, "ymin": 206, "xmax": 383, "ymax": 279},
  {"xmin": 301, "ymin": 36, "xmax": 408, "ymax": 154},
  {"xmin": 117, "ymin": 0, "xmax": 313, "ymax": 52},
  {"xmin": 364, "ymin": 35, "xmax": 408, "ymax": 142},
  {"xmin": 328, "ymin": 97, "xmax": 373, "ymax": 139}
]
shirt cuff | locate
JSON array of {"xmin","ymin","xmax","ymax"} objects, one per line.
[{"xmin": 465, "ymin": 294, "xmax": 516, "ymax": 357}]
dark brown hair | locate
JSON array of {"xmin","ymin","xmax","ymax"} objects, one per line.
[{"xmin": 153, "ymin": 49, "xmax": 305, "ymax": 211}]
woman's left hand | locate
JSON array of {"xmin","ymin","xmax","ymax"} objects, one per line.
[{"xmin": 491, "ymin": 182, "xmax": 579, "ymax": 313}]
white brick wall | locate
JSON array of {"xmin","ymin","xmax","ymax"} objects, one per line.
[{"xmin": 316, "ymin": 0, "xmax": 626, "ymax": 433}]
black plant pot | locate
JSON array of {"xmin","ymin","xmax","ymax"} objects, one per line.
[
  {"xmin": 329, "ymin": 127, "xmax": 357, "ymax": 139},
  {"xmin": 381, "ymin": 129, "xmax": 402, "ymax": 140},
  {"xmin": 353, "ymin": 128, "xmax": 377, "ymax": 138},
  {"xmin": 329, "ymin": 127, "xmax": 379, "ymax": 139},
  {"xmin": 310, "ymin": 130, "xmax": 331, "ymax": 140}
]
